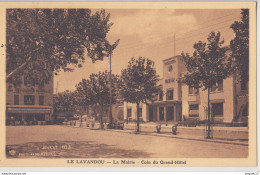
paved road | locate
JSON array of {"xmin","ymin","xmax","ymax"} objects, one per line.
[{"xmin": 6, "ymin": 125, "xmax": 248, "ymax": 158}]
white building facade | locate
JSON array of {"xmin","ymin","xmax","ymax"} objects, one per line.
[{"xmin": 123, "ymin": 55, "xmax": 249, "ymax": 125}]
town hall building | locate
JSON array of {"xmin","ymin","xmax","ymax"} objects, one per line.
[{"xmin": 123, "ymin": 55, "xmax": 248, "ymax": 125}]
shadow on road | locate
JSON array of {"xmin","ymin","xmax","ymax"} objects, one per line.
[{"xmin": 6, "ymin": 140, "xmax": 152, "ymax": 158}]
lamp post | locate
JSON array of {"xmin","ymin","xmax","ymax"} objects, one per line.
[
  {"xmin": 109, "ymin": 46, "xmax": 113, "ymax": 126},
  {"xmin": 106, "ymin": 39, "xmax": 120, "ymax": 126},
  {"xmin": 206, "ymin": 88, "xmax": 211, "ymax": 139},
  {"xmin": 165, "ymin": 91, "xmax": 167, "ymax": 125}
]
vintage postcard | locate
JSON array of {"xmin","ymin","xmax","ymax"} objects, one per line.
[{"xmin": 0, "ymin": 2, "xmax": 257, "ymax": 167}]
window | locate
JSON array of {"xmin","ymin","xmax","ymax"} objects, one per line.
[
  {"xmin": 166, "ymin": 89, "xmax": 173, "ymax": 100},
  {"xmin": 194, "ymin": 88, "xmax": 199, "ymax": 94},
  {"xmin": 39, "ymin": 96, "xmax": 44, "ymax": 105},
  {"xmin": 127, "ymin": 108, "xmax": 132, "ymax": 118},
  {"xmin": 212, "ymin": 103, "xmax": 223, "ymax": 117},
  {"xmin": 218, "ymin": 80, "xmax": 223, "ymax": 91},
  {"xmin": 24, "ymin": 95, "xmax": 35, "ymax": 105},
  {"xmin": 14, "ymin": 95, "xmax": 19, "ymax": 105},
  {"xmin": 189, "ymin": 104, "xmax": 198, "ymax": 111},
  {"xmin": 168, "ymin": 65, "xmax": 173, "ymax": 72},
  {"xmin": 211, "ymin": 79, "xmax": 223, "ymax": 92},
  {"xmin": 189, "ymin": 86, "xmax": 199, "ymax": 95},
  {"xmin": 211, "ymin": 84, "xmax": 216, "ymax": 92},
  {"xmin": 139, "ymin": 108, "xmax": 142, "ymax": 117},
  {"xmin": 189, "ymin": 104, "xmax": 199, "ymax": 117}
]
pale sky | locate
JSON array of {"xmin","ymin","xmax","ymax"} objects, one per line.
[{"xmin": 54, "ymin": 9, "xmax": 241, "ymax": 93}]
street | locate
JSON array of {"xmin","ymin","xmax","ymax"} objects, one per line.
[{"xmin": 6, "ymin": 125, "xmax": 248, "ymax": 158}]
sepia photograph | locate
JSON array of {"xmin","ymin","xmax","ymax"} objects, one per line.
[{"xmin": 1, "ymin": 2, "xmax": 256, "ymax": 167}]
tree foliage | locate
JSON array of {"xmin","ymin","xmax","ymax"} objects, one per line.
[
  {"xmin": 75, "ymin": 71, "xmax": 121, "ymax": 128},
  {"xmin": 76, "ymin": 71, "xmax": 121, "ymax": 107},
  {"xmin": 6, "ymin": 9, "xmax": 113, "ymax": 86},
  {"xmin": 230, "ymin": 9, "xmax": 249, "ymax": 82},
  {"xmin": 121, "ymin": 57, "xmax": 160, "ymax": 104},
  {"xmin": 53, "ymin": 90, "xmax": 77, "ymax": 117},
  {"xmin": 181, "ymin": 32, "xmax": 233, "ymax": 90}
]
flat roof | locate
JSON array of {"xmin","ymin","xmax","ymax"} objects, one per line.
[{"xmin": 162, "ymin": 55, "xmax": 182, "ymax": 62}]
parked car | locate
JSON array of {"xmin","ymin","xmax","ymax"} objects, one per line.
[{"xmin": 107, "ymin": 119, "xmax": 124, "ymax": 130}]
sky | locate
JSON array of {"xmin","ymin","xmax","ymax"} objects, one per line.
[{"xmin": 54, "ymin": 9, "xmax": 241, "ymax": 93}]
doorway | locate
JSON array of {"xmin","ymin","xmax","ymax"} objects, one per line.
[
  {"xmin": 149, "ymin": 107, "xmax": 153, "ymax": 121},
  {"xmin": 159, "ymin": 107, "xmax": 164, "ymax": 121},
  {"xmin": 167, "ymin": 106, "xmax": 174, "ymax": 121}
]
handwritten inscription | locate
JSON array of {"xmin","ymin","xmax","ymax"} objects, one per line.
[{"xmin": 7, "ymin": 144, "xmax": 71, "ymax": 158}]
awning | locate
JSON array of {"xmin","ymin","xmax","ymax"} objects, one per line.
[{"xmin": 7, "ymin": 108, "xmax": 51, "ymax": 114}]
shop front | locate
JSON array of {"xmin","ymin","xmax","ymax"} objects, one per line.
[{"xmin": 6, "ymin": 105, "xmax": 52, "ymax": 125}]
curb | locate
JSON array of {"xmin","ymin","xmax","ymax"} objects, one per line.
[
  {"xmin": 126, "ymin": 124, "xmax": 248, "ymax": 133},
  {"xmin": 61, "ymin": 125, "xmax": 248, "ymax": 146},
  {"xmin": 106, "ymin": 128, "xmax": 248, "ymax": 146}
]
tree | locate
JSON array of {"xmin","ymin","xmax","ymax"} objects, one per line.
[
  {"xmin": 121, "ymin": 57, "xmax": 160, "ymax": 132},
  {"xmin": 230, "ymin": 9, "xmax": 249, "ymax": 83},
  {"xmin": 53, "ymin": 90, "xmax": 77, "ymax": 120},
  {"xmin": 6, "ymin": 9, "xmax": 113, "ymax": 86},
  {"xmin": 75, "ymin": 79, "xmax": 92, "ymax": 111},
  {"xmin": 181, "ymin": 32, "xmax": 234, "ymax": 139},
  {"xmin": 75, "ymin": 71, "xmax": 121, "ymax": 129},
  {"xmin": 74, "ymin": 79, "xmax": 93, "ymax": 127}
]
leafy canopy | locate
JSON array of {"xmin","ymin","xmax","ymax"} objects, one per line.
[
  {"xmin": 181, "ymin": 32, "xmax": 234, "ymax": 90},
  {"xmin": 121, "ymin": 57, "xmax": 160, "ymax": 104},
  {"xmin": 53, "ymin": 90, "xmax": 77, "ymax": 115},
  {"xmin": 75, "ymin": 70, "xmax": 121, "ymax": 107},
  {"xmin": 230, "ymin": 9, "xmax": 249, "ymax": 81},
  {"xmin": 7, "ymin": 9, "xmax": 113, "ymax": 86}
]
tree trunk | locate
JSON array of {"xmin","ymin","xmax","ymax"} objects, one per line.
[
  {"xmin": 94, "ymin": 104, "xmax": 98, "ymax": 119},
  {"xmin": 126, "ymin": 103, "xmax": 128, "ymax": 124},
  {"xmin": 80, "ymin": 114, "xmax": 82, "ymax": 127},
  {"xmin": 207, "ymin": 87, "xmax": 211, "ymax": 139},
  {"xmin": 100, "ymin": 106, "xmax": 104, "ymax": 129},
  {"xmin": 136, "ymin": 102, "xmax": 140, "ymax": 132},
  {"xmin": 233, "ymin": 73, "xmax": 238, "ymax": 121}
]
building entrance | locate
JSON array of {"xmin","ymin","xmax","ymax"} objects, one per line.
[
  {"xmin": 159, "ymin": 107, "xmax": 164, "ymax": 121},
  {"xmin": 149, "ymin": 107, "xmax": 153, "ymax": 121},
  {"xmin": 166, "ymin": 106, "xmax": 174, "ymax": 121}
]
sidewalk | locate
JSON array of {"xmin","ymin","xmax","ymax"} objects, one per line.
[
  {"xmin": 125, "ymin": 122, "xmax": 248, "ymax": 131},
  {"xmin": 63, "ymin": 121, "xmax": 249, "ymax": 146},
  {"xmin": 108, "ymin": 128, "xmax": 248, "ymax": 146}
]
